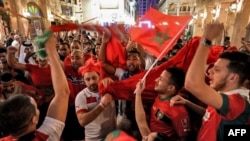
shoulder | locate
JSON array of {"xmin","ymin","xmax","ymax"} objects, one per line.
[{"xmin": 76, "ymin": 88, "xmax": 88, "ymax": 98}]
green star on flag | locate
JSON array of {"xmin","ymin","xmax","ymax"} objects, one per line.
[{"xmin": 152, "ymin": 28, "xmax": 171, "ymax": 48}]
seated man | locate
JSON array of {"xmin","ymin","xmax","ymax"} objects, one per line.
[{"xmin": 0, "ymin": 33, "xmax": 70, "ymax": 140}]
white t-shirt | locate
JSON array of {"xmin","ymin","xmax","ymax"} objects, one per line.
[
  {"xmin": 75, "ymin": 88, "xmax": 116, "ymax": 141},
  {"xmin": 37, "ymin": 117, "xmax": 65, "ymax": 141}
]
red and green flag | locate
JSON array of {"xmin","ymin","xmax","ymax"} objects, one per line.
[{"xmin": 130, "ymin": 8, "xmax": 192, "ymax": 60}]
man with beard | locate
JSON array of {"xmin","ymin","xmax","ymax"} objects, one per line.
[
  {"xmin": 0, "ymin": 72, "xmax": 44, "ymax": 105},
  {"xmin": 75, "ymin": 60, "xmax": 116, "ymax": 141},
  {"xmin": 61, "ymin": 49, "xmax": 86, "ymax": 141},
  {"xmin": 0, "ymin": 32, "xmax": 70, "ymax": 141},
  {"xmin": 135, "ymin": 67, "xmax": 191, "ymax": 141},
  {"xmin": 65, "ymin": 49, "xmax": 86, "ymax": 105},
  {"xmin": 173, "ymin": 23, "xmax": 250, "ymax": 141},
  {"xmin": 99, "ymin": 32, "xmax": 145, "ymax": 139},
  {"xmin": 58, "ymin": 42, "xmax": 70, "ymax": 61}
]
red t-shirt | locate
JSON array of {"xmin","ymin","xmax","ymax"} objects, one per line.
[
  {"xmin": 150, "ymin": 95, "xmax": 191, "ymax": 139},
  {"xmin": 197, "ymin": 93, "xmax": 250, "ymax": 141},
  {"xmin": 25, "ymin": 64, "xmax": 52, "ymax": 86},
  {"xmin": 64, "ymin": 64, "xmax": 86, "ymax": 106}
]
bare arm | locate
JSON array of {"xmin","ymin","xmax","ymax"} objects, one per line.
[
  {"xmin": 45, "ymin": 33, "xmax": 70, "ymax": 122},
  {"xmin": 241, "ymin": 40, "xmax": 250, "ymax": 52},
  {"xmin": 185, "ymin": 23, "xmax": 224, "ymax": 110},
  {"xmin": 76, "ymin": 94, "xmax": 113, "ymax": 126},
  {"xmin": 77, "ymin": 104, "xmax": 105, "ymax": 126},
  {"xmin": 170, "ymin": 95, "xmax": 205, "ymax": 116},
  {"xmin": 135, "ymin": 79, "xmax": 151, "ymax": 136},
  {"xmin": 98, "ymin": 32, "xmax": 116, "ymax": 75},
  {"xmin": 7, "ymin": 46, "xmax": 26, "ymax": 70}
]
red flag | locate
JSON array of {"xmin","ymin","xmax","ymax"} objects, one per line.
[
  {"xmin": 99, "ymin": 37, "xmax": 201, "ymax": 102},
  {"xmin": 106, "ymin": 36, "xmax": 127, "ymax": 69},
  {"xmin": 82, "ymin": 24, "xmax": 127, "ymax": 68},
  {"xmin": 130, "ymin": 8, "xmax": 192, "ymax": 60},
  {"xmin": 207, "ymin": 45, "xmax": 224, "ymax": 65},
  {"xmin": 50, "ymin": 23, "xmax": 127, "ymax": 68}
]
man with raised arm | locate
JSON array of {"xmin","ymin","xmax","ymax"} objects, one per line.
[
  {"xmin": 185, "ymin": 22, "xmax": 250, "ymax": 141},
  {"xmin": 0, "ymin": 32, "xmax": 70, "ymax": 141}
]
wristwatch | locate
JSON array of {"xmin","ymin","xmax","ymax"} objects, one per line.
[{"xmin": 202, "ymin": 38, "xmax": 212, "ymax": 47}]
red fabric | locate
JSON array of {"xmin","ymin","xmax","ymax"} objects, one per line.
[
  {"xmin": 106, "ymin": 36, "xmax": 127, "ymax": 69},
  {"xmin": 50, "ymin": 23, "xmax": 127, "ymax": 69},
  {"xmin": 130, "ymin": 8, "xmax": 192, "ymax": 60},
  {"xmin": 150, "ymin": 95, "xmax": 191, "ymax": 138},
  {"xmin": 0, "ymin": 81, "xmax": 44, "ymax": 106},
  {"xmin": 207, "ymin": 45, "xmax": 224, "ymax": 64},
  {"xmin": 86, "ymin": 97, "xmax": 97, "ymax": 103},
  {"xmin": 197, "ymin": 94, "xmax": 248, "ymax": 141},
  {"xmin": 19, "ymin": 82, "xmax": 45, "ymax": 106},
  {"xmin": 76, "ymin": 109, "xmax": 88, "ymax": 115},
  {"xmin": 226, "ymin": 46, "xmax": 238, "ymax": 51},
  {"xmin": 82, "ymin": 24, "xmax": 127, "ymax": 68},
  {"xmin": 50, "ymin": 23, "xmax": 79, "ymax": 32},
  {"xmin": 25, "ymin": 64, "xmax": 52, "ymax": 86},
  {"xmin": 78, "ymin": 59, "xmax": 102, "ymax": 76},
  {"xmin": 99, "ymin": 37, "xmax": 201, "ymax": 102},
  {"xmin": 0, "ymin": 130, "xmax": 49, "ymax": 141},
  {"xmin": 64, "ymin": 65, "xmax": 86, "ymax": 106}
]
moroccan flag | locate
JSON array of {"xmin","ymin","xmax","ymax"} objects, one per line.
[
  {"xmin": 106, "ymin": 35, "xmax": 127, "ymax": 69},
  {"xmin": 130, "ymin": 8, "xmax": 192, "ymax": 60},
  {"xmin": 81, "ymin": 24, "xmax": 127, "ymax": 68},
  {"xmin": 99, "ymin": 37, "xmax": 201, "ymax": 102},
  {"xmin": 50, "ymin": 23, "xmax": 127, "ymax": 68}
]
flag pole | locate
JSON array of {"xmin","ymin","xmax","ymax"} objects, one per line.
[{"xmin": 134, "ymin": 19, "xmax": 191, "ymax": 93}]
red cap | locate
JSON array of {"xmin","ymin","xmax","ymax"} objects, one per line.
[{"xmin": 78, "ymin": 59, "xmax": 101, "ymax": 76}]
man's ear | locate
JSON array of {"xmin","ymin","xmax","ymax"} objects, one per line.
[
  {"xmin": 31, "ymin": 115, "xmax": 38, "ymax": 125},
  {"xmin": 228, "ymin": 73, "xmax": 238, "ymax": 82},
  {"xmin": 168, "ymin": 85, "xmax": 175, "ymax": 92}
]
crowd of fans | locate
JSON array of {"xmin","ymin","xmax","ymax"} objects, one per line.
[{"xmin": 0, "ymin": 22, "xmax": 249, "ymax": 141}]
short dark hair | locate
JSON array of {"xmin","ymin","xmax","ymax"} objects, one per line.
[
  {"xmin": 0, "ymin": 48, "xmax": 7, "ymax": 54},
  {"xmin": 0, "ymin": 72, "xmax": 14, "ymax": 82},
  {"xmin": 0, "ymin": 95, "xmax": 36, "ymax": 136},
  {"xmin": 60, "ymin": 42, "xmax": 70, "ymax": 49},
  {"xmin": 127, "ymin": 47, "xmax": 145, "ymax": 69},
  {"xmin": 166, "ymin": 67, "xmax": 185, "ymax": 92},
  {"xmin": 219, "ymin": 51, "xmax": 250, "ymax": 84},
  {"xmin": 72, "ymin": 39, "xmax": 81, "ymax": 45}
]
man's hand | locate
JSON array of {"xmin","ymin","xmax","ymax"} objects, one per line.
[
  {"xmin": 135, "ymin": 79, "xmax": 146, "ymax": 95},
  {"xmin": 101, "ymin": 77, "xmax": 114, "ymax": 87},
  {"xmin": 45, "ymin": 33, "xmax": 57, "ymax": 53},
  {"xmin": 170, "ymin": 95, "xmax": 188, "ymax": 107},
  {"xmin": 203, "ymin": 22, "xmax": 224, "ymax": 41},
  {"xmin": 101, "ymin": 30, "xmax": 111, "ymax": 45},
  {"xmin": 7, "ymin": 46, "xmax": 17, "ymax": 55},
  {"xmin": 101, "ymin": 94, "xmax": 113, "ymax": 106}
]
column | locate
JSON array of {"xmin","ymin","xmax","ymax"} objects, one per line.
[{"xmin": 231, "ymin": 0, "xmax": 250, "ymax": 48}]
